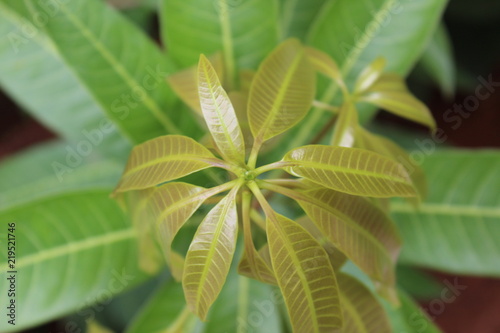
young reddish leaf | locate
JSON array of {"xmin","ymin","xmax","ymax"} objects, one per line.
[
  {"xmin": 198, "ymin": 54, "xmax": 246, "ymax": 165},
  {"xmin": 266, "ymin": 212, "xmax": 343, "ymax": 332},
  {"xmin": 337, "ymin": 273, "xmax": 392, "ymax": 333},
  {"xmin": 248, "ymin": 38, "xmax": 315, "ymax": 143},
  {"xmin": 183, "ymin": 187, "xmax": 240, "ymax": 320},
  {"xmin": 283, "ymin": 145, "xmax": 417, "ymax": 197},
  {"xmin": 167, "ymin": 53, "xmax": 224, "ymax": 115},
  {"xmin": 113, "ymin": 135, "xmax": 223, "ymax": 194}
]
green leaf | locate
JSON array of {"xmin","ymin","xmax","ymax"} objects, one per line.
[
  {"xmin": 293, "ymin": 188, "xmax": 400, "ymax": 294},
  {"xmin": 4, "ymin": 0, "xmax": 187, "ymax": 142},
  {"xmin": 160, "ymin": 0, "xmax": 279, "ymax": 84},
  {"xmin": 330, "ymin": 103, "xmax": 359, "ymax": 147},
  {"xmin": 198, "ymin": 54, "xmax": 246, "ymax": 165},
  {"xmin": 392, "ymin": 150, "xmax": 500, "ymax": 276},
  {"xmin": 266, "ymin": 212, "xmax": 342, "ymax": 332},
  {"xmin": 0, "ymin": 5, "xmax": 131, "ymax": 160},
  {"xmin": 183, "ymin": 187, "xmax": 240, "ymax": 320},
  {"xmin": 114, "ymin": 135, "xmax": 222, "ymax": 194},
  {"xmin": 419, "ymin": 23, "xmax": 455, "ymax": 96},
  {"xmin": 305, "ymin": 46, "xmax": 345, "ymax": 90},
  {"xmin": 337, "ymin": 273, "xmax": 391, "ymax": 333},
  {"xmin": 354, "ymin": 57, "xmax": 386, "ymax": 94},
  {"xmin": 280, "ymin": 0, "xmax": 328, "ymax": 41},
  {"xmin": 0, "ymin": 190, "xmax": 146, "ymax": 331},
  {"xmin": 283, "ymin": 145, "xmax": 417, "ymax": 197},
  {"xmin": 248, "ymin": 39, "xmax": 315, "ymax": 143}
]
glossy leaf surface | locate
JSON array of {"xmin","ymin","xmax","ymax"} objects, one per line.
[{"xmin": 283, "ymin": 145, "xmax": 416, "ymax": 197}]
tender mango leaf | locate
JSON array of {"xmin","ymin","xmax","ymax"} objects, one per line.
[
  {"xmin": 167, "ymin": 53, "xmax": 225, "ymax": 115},
  {"xmin": 305, "ymin": 46, "xmax": 344, "ymax": 88},
  {"xmin": 281, "ymin": 0, "xmax": 447, "ymax": 153},
  {"xmin": 266, "ymin": 212, "xmax": 342, "ymax": 332},
  {"xmin": 238, "ymin": 246, "xmax": 277, "ymax": 285},
  {"xmin": 183, "ymin": 188, "xmax": 239, "ymax": 320},
  {"xmin": 283, "ymin": 145, "xmax": 417, "ymax": 197},
  {"xmin": 160, "ymin": 0, "xmax": 279, "ymax": 82},
  {"xmin": 114, "ymin": 135, "xmax": 221, "ymax": 194},
  {"xmin": 248, "ymin": 39, "xmax": 316, "ymax": 143},
  {"xmin": 354, "ymin": 57, "xmax": 386, "ymax": 94},
  {"xmin": 356, "ymin": 127, "xmax": 427, "ymax": 200},
  {"xmin": 3, "ymin": 0, "xmax": 189, "ymax": 142},
  {"xmin": 337, "ymin": 273, "xmax": 391, "ymax": 333},
  {"xmin": 419, "ymin": 23, "xmax": 455, "ymax": 96},
  {"xmin": 126, "ymin": 280, "xmax": 201, "ymax": 333},
  {"xmin": 280, "ymin": 0, "xmax": 328, "ymax": 40},
  {"xmin": 330, "ymin": 103, "xmax": 359, "ymax": 147},
  {"xmin": 0, "ymin": 5, "xmax": 130, "ymax": 160},
  {"xmin": 198, "ymin": 54, "xmax": 246, "ymax": 165},
  {"xmin": 228, "ymin": 91, "xmax": 253, "ymax": 150},
  {"xmin": 294, "ymin": 188, "xmax": 400, "ymax": 291},
  {"xmin": 392, "ymin": 150, "xmax": 500, "ymax": 276},
  {"xmin": 0, "ymin": 190, "xmax": 146, "ymax": 331}
]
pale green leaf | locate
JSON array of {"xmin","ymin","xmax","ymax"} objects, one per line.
[
  {"xmin": 238, "ymin": 245, "xmax": 277, "ymax": 285},
  {"xmin": 114, "ymin": 135, "xmax": 222, "ymax": 194},
  {"xmin": 0, "ymin": 5, "xmax": 130, "ymax": 160},
  {"xmin": 305, "ymin": 46, "xmax": 344, "ymax": 87},
  {"xmin": 167, "ymin": 53, "xmax": 225, "ymax": 115},
  {"xmin": 420, "ymin": 23, "xmax": 455, "ymax": 96},
  {"xmin": 183, "ymin": 187, "xmax": 240, "ymax": 320},
  {"xmin": 160, "ymin": 0, "xmax": 279, "ymax": 84},
  {"xmin": 4, "ymin": 0, "xmax": 188, "ymax": 142},
  {"xmin": 0, "ymin": 190, "xmax": 146, "ymax": 331},
  {"xmin": 198, "ymin": 54, "xmax": 246, "ymax": 165},
  {"xmin": 392, "ymin": 150, "xmax": 500, "ymax": 276},
  {"xmin": 354, "ymin": 57, "xmax": 386, "ymax": 94},
  {"xmin": 331, "ymin": 103, "xmax": 359, "ymax": 147},
  {"xmin": 248, "ymin": 39, "xmax": 315, "ymax": 143},
  {"xmin": 267, "ymin": 212, "xmax": 342, "ymax": 332},
  {"xmin": 86, "ymin": 320, "xmax": 114, "ymax": 333},
  {"xmin": 283, "ymin": 145, "xmax": 417, "ymax": 197},
  {"xmin": 337, "ymin": 273, "xmax": 391, "ymax": 333}
]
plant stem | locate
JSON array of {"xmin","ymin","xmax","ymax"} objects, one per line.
[
  {"xmin": 247, "ymin": 137, "xmax": 263, "ymax": 169},
  {"xmin": 254, "ymin": 161, "xmax": 292, "ymax": 176},
  {"xmin": 247, "ymin": 181, "xmax": 274, "ymax": 217}
]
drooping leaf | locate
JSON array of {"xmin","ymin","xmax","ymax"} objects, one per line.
[
  {"xmin": 355, "ymin": 127, "xmax": 427, "ymax": 199},
  {"xmin": 337, "ymin": 273, "xmax": 391, "ymax": 333},
  {"xmin": 183, "ymin": 188, "xmax": 240, "ymax": 320},
  {"xmin": 167, "ymin": 53, "xmax": 225, "ymax": 115},
  {"xmin": 419, "ymin": 23, "xmax": 455, "ymax": 96},
  {"xmin": 291, "ymin": 188, "xmax": 400, "ymax": 292},
  {"xmin": 4, "ymin": 0, "xmax": 188, "ymax": 142},
  {"xmin": 354, "ymin": 57, "xmax": 386, "ymax": 94},
  {"xmin": 160, "ymin": 0, "xmax": 279, "ymax": 83},
  {"xmin": 266, "ymin": 212, "xmax": 342, "ymax": 332},
  {"xmin": 248, "ymin": 39, "xmax": 315, "ymax": 143},
  {"xmin": 0, "ymin": 190, "xmax": 146, "ymax": 331},
  {"xmin": 114, "ymin": 135, "xmax": 222, "ymax": 194},
  {"xmin": 305, "ymin": 46, "xmax": 345, "ymax": 89},
  {"xmin": 198, "ymin": 54, "xmax": 246, "ymax": 165},
  {"xmin": 0, "ymin": 4, "xmax": 131, "ymax": 160},
  {"xmin": 393, "ymin": 150, "xmax": 500, "ymax": 276},
  {"xmin": 330, "ymin": 103, "xmax": 359, "ymax": 147},
  {"xmin": 283, "ymin": 145, "xmax": 417, "ymax": 197},
  {"xmin": 238, "ymin": 245, "xmax": 277, "ymax": 285},
  {"xmin": 280, "ymin": 0, "xmax": 329, "ymax": 41}
]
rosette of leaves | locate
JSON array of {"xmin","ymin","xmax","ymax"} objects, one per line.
[{"xmin": 114, "ymin": 39, "xmax": 429, "ymax": 332}]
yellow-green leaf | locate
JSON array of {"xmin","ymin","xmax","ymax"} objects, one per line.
[
  {"xmin": 337, "ymin": 273, "xmax": 391, "ymax": 333},
  {"xmin": 114, "ymin": 135, "xmax": 221, "ymax": 194},
  {"xmin": 267, "ymin": 212, "xmax": 342, "ymax": 332},
  {"xmin": 305, "ymin": 46, "xmax": 343, "ymax": 85},
  {"xmin": 167, "ymin": 53, "xmax": 224, "ymax": 115},
  {"xmin": 331, "ymin": 102, "xmax": 359, "ymax": 148},
  {"xmin": 238, "ymin": 245, "xmax": 277, "ymax": 285},
  {"xmin": 228, "ymin": 91, "xmax": 253, "ymax": 150},
  {"xmin": 354, "ymin": 57, "xmax": 386, "ymax": 94},
  {"xmin": 198, "ymin": 54, "xmax": 245, "ymax": 165},
  {"xmin": 296, "ymin": 188, "xmax": 400, "ymax": 289},
  {"xmin": 248, "ymin": 39, "xmax": 315, "ymax": 143},
  {"xmin": 283, "ymin": 145, "xmax": 417, "ymax": 197},
  {"xmin": 356, "ymin": 127, "xmax": 427, "ymax": 200},
  {"xmin": 360, "ymin": 73, "xmax": 436, "ymax": 129},
  {"xmin": 183, "ymin": 187, "xmax": 240, "ymax": 320}
]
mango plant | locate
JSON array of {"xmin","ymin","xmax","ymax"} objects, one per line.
[{"xmin": 1, "ymin": 0, "xmax": 498, "ymax": 332}]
